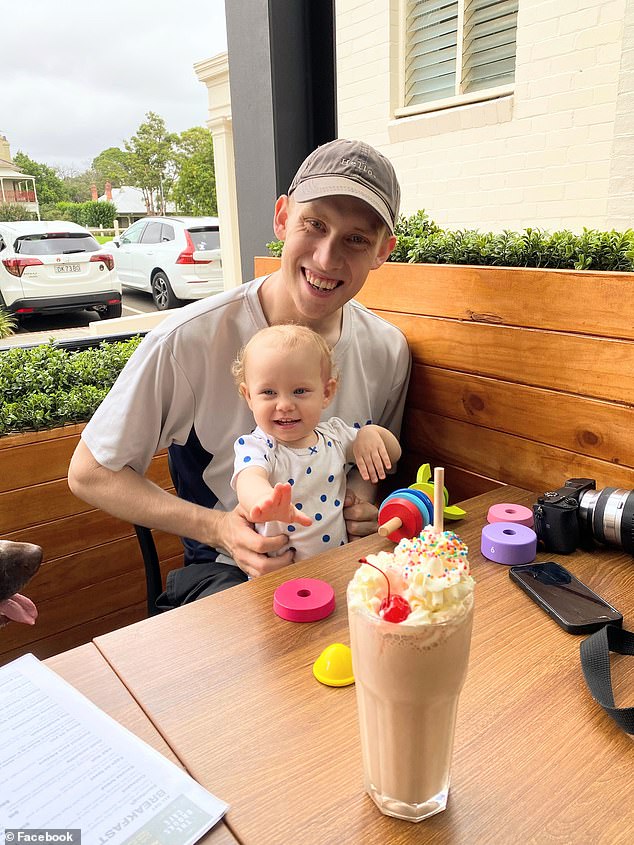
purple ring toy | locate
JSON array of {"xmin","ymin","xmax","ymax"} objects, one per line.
[{"xmin": 481, "ymin": 521, "xmax": 537, "ymax": 566}]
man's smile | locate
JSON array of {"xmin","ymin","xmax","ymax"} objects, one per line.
[{"xmin": 303, "ymin": 268, "xmax": 343, "ymax": 292}]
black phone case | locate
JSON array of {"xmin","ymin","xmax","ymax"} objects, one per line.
[{"xmin": 509, "ymin": 564, "xmax": 623, "ymax": 634}]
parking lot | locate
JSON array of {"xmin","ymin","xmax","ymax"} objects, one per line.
[{"xmin": 3, "ymin": 289, "xmax": 157, "ymax": 347}]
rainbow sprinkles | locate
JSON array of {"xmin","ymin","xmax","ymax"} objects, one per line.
[{"xmin": 348, "ymin": 525, "xmax": 474, "ymax": 625}]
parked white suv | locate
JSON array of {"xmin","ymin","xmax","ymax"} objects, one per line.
[
  {"xmin": 104, "ymin": 216, "xmax": 222, "ymax": 310},
  {"xmin": 0, "ymin": 220, "xmax": 122, "ymax": 320}
]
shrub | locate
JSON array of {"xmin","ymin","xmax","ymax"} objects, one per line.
[
  {"xmin": 267, "ymin": 212, "xmax": 634, "ymax": 272},
  {"xmin": 266, "ymin": 238, "xmax": 283, "ymax": 258},
  {"xmin": 83, "ymin": 200, "xmax": 117, "ymax": 228},
  {"xmin": 0, "ymin": 202, "xmax": 37, "ymax": 222},
  {"xmin": 0, "ymin": 337, "xmax": 143, "ymax": 435},
  {"xmin": 59, "ymin": 201, "xmax": 86, "ymax": 224},
  {"xmin": 39, "ymin": 200, "xmax": 117, "ymax": 228},
  {"xmin": 0, "ymin": 309, "xmax": 16, "ymax": 339}
]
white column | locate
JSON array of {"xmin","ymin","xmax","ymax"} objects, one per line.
[{"xmin": 195, "ymin": 53, "xmax": 243, "ymax": 289}]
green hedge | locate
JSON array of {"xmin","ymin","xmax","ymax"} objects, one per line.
[
  {"xmin": 267, "ymin": 210, "xmax": 634, "ymax": 272},
  {"xmin": 0, "ymin": 337, "xmax": 142, "ymax": 436},
  {"xmin": 0, "ymin": 202, "xmax": 38, "ymax": 222},
  {"xmin": 40, "ymin": 200, "xmax": 117, "ymax": 227}
]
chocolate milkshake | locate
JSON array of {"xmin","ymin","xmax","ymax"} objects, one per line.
[{"xmin": 347, "ymin": 527, "xmax": 475, "ymax": 822}]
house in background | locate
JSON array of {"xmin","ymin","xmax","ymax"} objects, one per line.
[
  {"xmin": 335, "ymin": 0, "xmax": 633, "ymax": 232},
  {"xmin": 95, "ymin": 182, "xmax": 175, "ymax": 230},
  {"xmin": 0, "ymin": 134, "xmax": 39, "ymax": 219}
]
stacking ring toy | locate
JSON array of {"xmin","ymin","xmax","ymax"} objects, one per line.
[
  {"xmin": 487, "ymin": 503, "xmax": 534, "ymax": 528},
  {"xmin": 376, "ymin": 464, "xmax": 467, "ymax": 543},
  {"xmin": 378, "ymin": 488, "xmax": 434, "ymax": 542},
  {"xmin": 481, "ymin": 522, "xmax": 537, "ymax": 566},
  {"xmin": 273, "ymin": 578, "xmax": 335, "ymax": 622}
]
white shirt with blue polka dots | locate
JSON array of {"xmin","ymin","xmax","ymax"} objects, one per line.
[{"xmin": 231, "ymin": 418, "xmax": 358, "ymax": 560}]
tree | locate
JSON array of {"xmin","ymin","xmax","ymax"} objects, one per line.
[
  {"xmin": 92, "ymin": 147, "xmax": 132, "ymax": 189},
  {"xmin": 58, "ymin": 167, "xmax": 99, "ymax": 203},
  {"xmin": 124, "ymin": 112, "xmax": 177, "ymax": 215},
  {"xmin": 172, "ymin": 126, "xmax": 217, "ymax": 215},
  {"xmin": 13, "ymin": 152, "xmax": 67, "ymax": 205}
]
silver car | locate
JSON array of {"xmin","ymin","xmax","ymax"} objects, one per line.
[
  {"xmin": 104, "ymin": 216, "xmax": 223, "ymax": 311},
  {"xmin": 0, "ymin": 221, "xmax": 122, "ymax": 320}
]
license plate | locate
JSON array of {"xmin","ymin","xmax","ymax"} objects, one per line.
[{"xmin": 55, "ymin": 264, "xmax": 81, "ymax": 274}]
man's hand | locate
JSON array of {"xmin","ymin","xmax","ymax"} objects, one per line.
[
  {"xmin": 249, "ymin": 482, "xmax": 313, "ymax": 527},
  {"xmin": 215, "ymin": 505, "xmax": 295, "ymax": 578},
  {"xmin": 343, "ymin": 489, "xmax": 379, "ymax": 539}
]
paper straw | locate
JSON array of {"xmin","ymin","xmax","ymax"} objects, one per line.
[{"xmin": 433, "ymin": 466, "xmax": 445, "ymax": 534}]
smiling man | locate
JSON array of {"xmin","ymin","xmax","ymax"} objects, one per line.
[{"xmin": 68, "ymin": 139, "xmax": 411, "ymax": 608}]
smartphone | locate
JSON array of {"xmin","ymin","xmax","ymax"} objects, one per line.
[{"xmin": 509, "ymin": 562, "xmax": 623, "ymax": 634}]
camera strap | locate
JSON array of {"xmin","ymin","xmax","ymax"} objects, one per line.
[{"xmin": 580, "ymin": 625, "xmax": 634, "ymax": 735}]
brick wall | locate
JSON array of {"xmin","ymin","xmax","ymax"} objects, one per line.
[
  {"xmin": 607, "ymin": 0, "xmax": 634, "ymax": 228},
  {"xmin": 336, "ymin": 0, "xmax": 632, "ymax": 231}
]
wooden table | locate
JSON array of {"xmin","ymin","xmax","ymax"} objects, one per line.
[
  {"xmin": 45, "ymin": 643, "xmax": 238, "ymax": 845},
  {"xmin": 92, "ymin": 488, "xmax": 634, "ymax": 845}
]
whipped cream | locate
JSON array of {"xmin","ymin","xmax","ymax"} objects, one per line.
[{"xmin": 348, "ymin": 526, "xmax": 474, "ymax": 625}]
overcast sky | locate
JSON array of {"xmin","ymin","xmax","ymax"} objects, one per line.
[{"xmin": 3, "ymin": 0, "xmax": 228, "ymax": 173}]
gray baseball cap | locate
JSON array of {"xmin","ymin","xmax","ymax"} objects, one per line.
[{"xmin": 288, "ymin": 139, "xmax": 401, "ymax": 234}]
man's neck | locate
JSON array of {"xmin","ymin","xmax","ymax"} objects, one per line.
[{"xmin": 258, "ymin": 271, "xmax": 343, "ymax": 348}]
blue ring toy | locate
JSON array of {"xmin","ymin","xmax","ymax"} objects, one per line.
[{"xmin": 382, "ymin": 488, "xmax": 434, "ymax": 527}]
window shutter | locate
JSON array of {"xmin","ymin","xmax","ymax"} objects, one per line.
[
  {"xmin": 461, "ymin": 0, "xmax": 518, "ymax": 93},
  {"xmin": 405, "ymin": 0, "xmax": 459, "ymax": 106}
]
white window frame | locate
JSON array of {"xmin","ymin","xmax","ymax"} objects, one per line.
[{"xmin": 396, "ymin": 0, "xmax": 516, "ymax": 118}]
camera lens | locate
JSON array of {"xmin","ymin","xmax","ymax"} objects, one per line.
[{"xmin": 579, "ymin": 488, "xmax": 634, "ymax": 554}]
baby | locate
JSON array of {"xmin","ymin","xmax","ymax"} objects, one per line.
[{"xmin": 231, "ymin": 325, "xmax": 401, "ymax": 561}]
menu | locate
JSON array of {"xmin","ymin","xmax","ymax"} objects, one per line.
[{"xmin": 0, "ymin": 654, "xmax": 228, "ymax": 844}]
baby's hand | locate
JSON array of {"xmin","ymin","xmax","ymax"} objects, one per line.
[
  {"xmin": 249, "ymin": 482, "xmax": 313, "ymax": 527},
  {"xmin": 353, "ymin": 426, "xmax": 392, "ymax": 483}
]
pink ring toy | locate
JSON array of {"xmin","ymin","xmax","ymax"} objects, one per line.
[
  {"xmin": 487, "ymin": 503, "xmax": 534, "ymax": 528},
  {"xmin": 273, "ymin": 578, "xmax": 336, "ymax": 622}
]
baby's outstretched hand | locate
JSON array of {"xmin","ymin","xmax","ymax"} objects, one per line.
[
  {"xmin": 353, "ymin": 427, "xmax": 392, "ymax": 483},
  {"xmin": 249, "ymin": 482, "xmax": 313, "ymax": 527}
]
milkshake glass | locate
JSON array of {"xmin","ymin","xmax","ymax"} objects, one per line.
[{"xmin": 347, "ymin": 529, "xmax": 474, "ymax": 822}]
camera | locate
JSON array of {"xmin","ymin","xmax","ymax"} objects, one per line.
[{"xmin": 533, "ymin": 477, "xmax": 634, "ymax": 555}]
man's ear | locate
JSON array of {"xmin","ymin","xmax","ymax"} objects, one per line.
[
  {"xmin": 239, "ymin": 382, "xmax": 253, "ymax": 409},
  {"xmin": 371, "ymin": 233, "xmax": 397, "ymax": 270},
  {"xmin": 322, "ymin": 377, "xmax": 338, "ymax": 408},
  {"xmin": 273, "ymin": 195, "xmax": 290, "ymax": 241}
]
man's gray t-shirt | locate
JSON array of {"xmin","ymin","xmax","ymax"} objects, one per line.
[{"xmin": 82, "ymin": 276, "xmax": 411, "ymax": 565}]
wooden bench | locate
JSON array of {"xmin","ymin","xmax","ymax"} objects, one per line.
[
  {"xmin": 255, "ymin": 257, "xmax": 634, "ymax": 500},
  {"xmin": 2, "ymin": 258, "xmax": 633, "ymax": 664}
]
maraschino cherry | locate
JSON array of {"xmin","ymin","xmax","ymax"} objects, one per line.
[{"xmin": 359, "ymin": 558, "xmax": 411, "ymax": 623}]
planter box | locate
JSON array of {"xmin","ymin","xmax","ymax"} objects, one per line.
[
  {"xmin": 255, "ymin": 258, "xmax": 634, "ymax": 498},
  {"xmin": 0, "ymin": 424, "xmax": 181, "ymax": 665}
]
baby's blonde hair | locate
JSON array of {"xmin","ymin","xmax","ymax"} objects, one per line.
[{"xmin": 232, "ymin": 324, "xmax": 337, "ymax": 388}]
